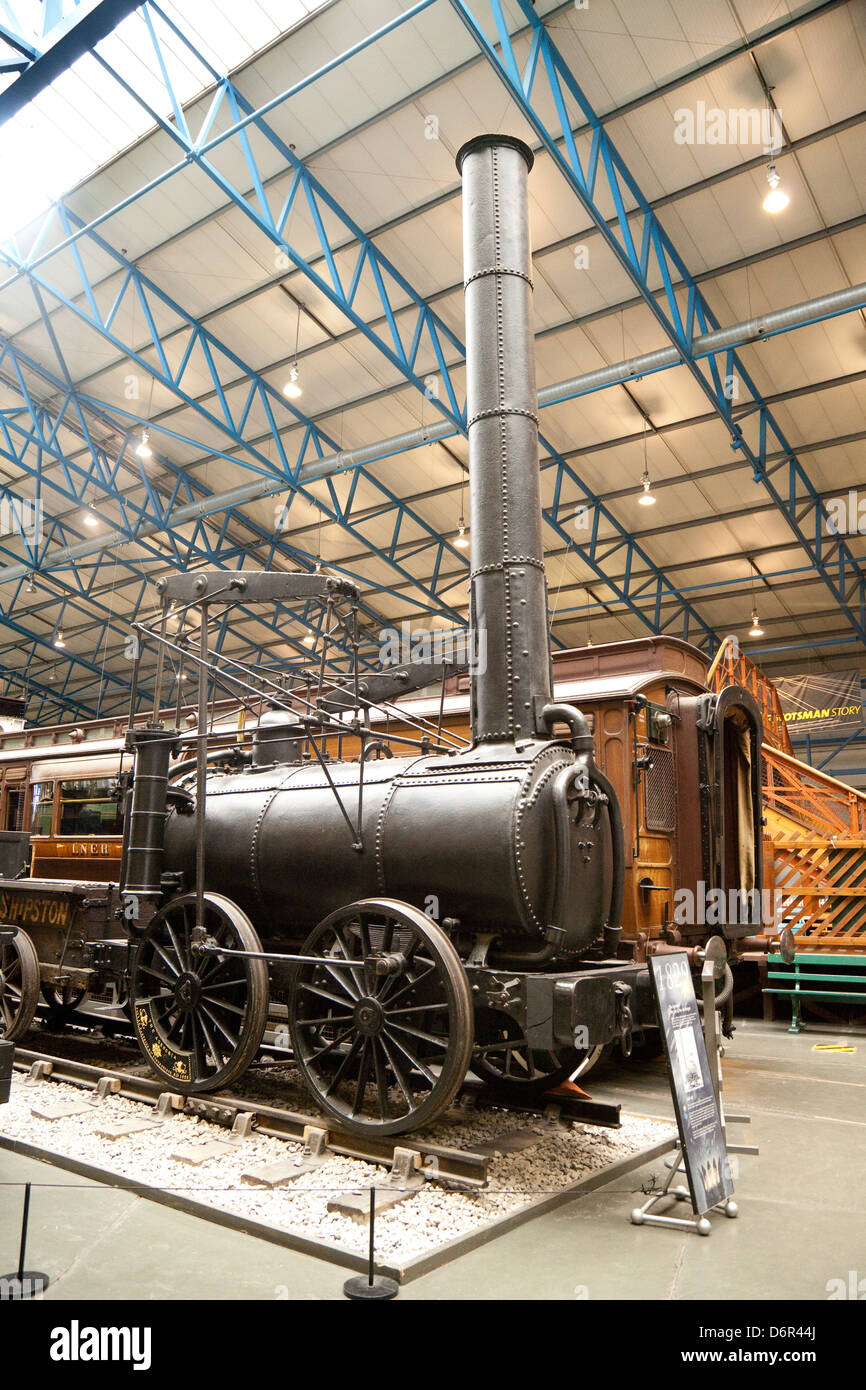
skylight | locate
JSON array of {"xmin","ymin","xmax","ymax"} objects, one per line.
[{"xmin": 0, "ymin": 0, "xmax": 327, "ymax": 241}]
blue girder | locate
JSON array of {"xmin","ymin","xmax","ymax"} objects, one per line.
[{"xmin": 448, "ymin": 0, "xmax": 866, "ymax": 648}]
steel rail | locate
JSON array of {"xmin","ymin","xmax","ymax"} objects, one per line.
[{"xmin": 11, "ymin": 1048, "xmax": 489, "ymax": 1187}]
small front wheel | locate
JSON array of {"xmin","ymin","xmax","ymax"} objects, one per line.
[
  {"xmin": 131, "ymin": 893, "xmax": 268, "ymax": 1092},
  {"xmin": 472, "ymin": 1009, "xmax": 608, "ymax": 1096}
]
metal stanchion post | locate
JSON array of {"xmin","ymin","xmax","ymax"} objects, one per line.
[
  {"xmin": 1, "ymin": 1183, "xmax": 50, "ymax": 1299},
  {"xmin": 343, "ymin": 1187, "xmax": 399, "ymax": 1300}
]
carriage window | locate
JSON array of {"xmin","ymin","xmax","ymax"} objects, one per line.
[
  {"xmin": 58, "ymin": 779, "xmax": 123, "ymax": 836},
  {"xmin": 3, "ymin": 785, "xmax": 25, "ymax": 831},
  {"xmin": 31, "ymin": 782, "xmax": 54, "ymax": 835}
]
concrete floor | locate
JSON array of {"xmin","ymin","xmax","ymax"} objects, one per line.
[{"xmin": 1, "ymin": 1018, "xmax": 864, "ymax": 1301}]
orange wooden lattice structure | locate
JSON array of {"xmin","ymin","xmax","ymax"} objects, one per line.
[
  {"xmin": 708, "ymin": 642, "xmax": 866, "ymax": 953},
  {"xmin": 706, "ymin": 639, "xmax": 793, "ymax": 755}
]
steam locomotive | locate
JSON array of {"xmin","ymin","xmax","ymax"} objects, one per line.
[{"xmin": 0, "ymin": 136, "xmax": 764, "ymax": 1137}]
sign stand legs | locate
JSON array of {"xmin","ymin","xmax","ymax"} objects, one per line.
[
  {"xmin": 630, "ymin": 1143, "xmax": 735, "ymax": 1236},
  {"xmin": 632, "ymin": 948, "xmax": 754, "ymax": 1237}
]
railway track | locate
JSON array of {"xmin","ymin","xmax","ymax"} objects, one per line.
[
  {"xmin": 7, "ymin": 1031, "xmax": 623, "ymax": 1192},
  {"xmin": 10, "ymin": 1046, "xmax": 490, "ymax": 1188}
]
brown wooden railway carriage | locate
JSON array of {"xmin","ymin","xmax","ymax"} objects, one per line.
[{"xmin": 532, "ymin": 637, "xmax": 765, "ymax": 960}]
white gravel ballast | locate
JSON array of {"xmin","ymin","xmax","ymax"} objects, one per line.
[{"xmin": 0, "ymin": 1073, "xmax": 676, "ymax": 1267}]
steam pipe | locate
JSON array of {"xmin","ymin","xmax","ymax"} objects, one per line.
[
  {"xmin": 541, "ymin": 702, "xmax": 593, "ymax": 754},
  {"xmin": 591, "ymin": 764, "xmax": 625, "ymax": 945}
]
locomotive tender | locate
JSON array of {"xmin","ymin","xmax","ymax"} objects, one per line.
[{"xmin": 0, "ymin": 136, "xmax": 764, "ymax": 1136}]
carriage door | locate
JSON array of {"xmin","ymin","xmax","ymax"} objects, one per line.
[{"xmin": 697, "ymin": 688, "xmax": 764, "ymax": 939}]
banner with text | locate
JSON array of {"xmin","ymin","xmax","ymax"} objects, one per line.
[{"xmin": 775, "ymin": 669, "xmax": 863, "ymax": 733}]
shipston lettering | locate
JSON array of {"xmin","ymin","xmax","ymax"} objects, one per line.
[{"xmin": 0, "ymin": 890, "xmax": 70, "ymax": 929}]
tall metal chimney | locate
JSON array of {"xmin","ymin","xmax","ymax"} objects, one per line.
[{"xmin": 457, "ymin": 135, "xmax": 553, "ymax": 744}]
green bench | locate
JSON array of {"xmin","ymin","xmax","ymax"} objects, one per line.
[{"xmin": 764, "ymin": 952, "xmax": 866, "ymax": 1034}]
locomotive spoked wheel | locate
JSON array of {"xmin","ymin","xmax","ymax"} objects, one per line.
[
  {"xmin": 0, "ymin": 927, "xmax": 39, "ymax": 1040},
  {"xmin": 131, "ymin": 892, "xmax": 268, "ymax": 1093},
  {"xmin": 471, "ymin": 1008, "xmax": 606, "ymax": 1097},
  {"xmin": 289, "ymin": 899, "xmax": 473, "ymax": 1137}
]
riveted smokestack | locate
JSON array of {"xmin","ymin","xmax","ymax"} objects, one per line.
[{"xmin": 456, "ymin": 135, "xmax": 552, "ymax": 744}]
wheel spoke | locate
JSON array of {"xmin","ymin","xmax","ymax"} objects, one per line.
[
  {"xmin": 190, "ymin": 1013, "xmax": 208, "ymax": 1077},
  {"xmin": 387, "ymin": 1020, "xmax": 449, "ymax": 1050},
  {"xmin": 352, "ymin": 1038, "xmax": 373, "ymax": 1115},
  {"xmin": 197, "ymin": 1011, "xmax": 224, "ymax": 1069},
  {"xmin": 324, "ymin": 1033, "xmax": 364, "ymax": 1097},
  {"xmin": 385, "ymin": 1002, "xmax": 450, "ymax": 1017},
  {"xmin": 357, "ymin": 913, "xmax": 372, "ymax": 959},
  {"xmin": 299, "ymin": 982, "xmax": 354, "ymax": 1011},
  {"xmin": 200, "ymin": 996, "xmax": 245, "ymax": 1018},
  {"xmin": 151, "ymin": 940, "xmax": 182, "ymax": 978},
  {"xmin": 379, "ymin": 914, "xmax": 395, "ymax": 953},
  {"xmin": 305, "ymin": 1025, "xmax": 354, "ymax": 1063},
  {"xmin": 378, "ymin": 1033, "xmax": 418, "ymax": 1109},
  {"xmin": 330, "ymin": 929, "xmax": 366, "ymax": 997},
  {"xmin": 296, "ymin": 1014, "xmax": 350, "ymax": 1027},
  {"xmin": 378, "ymin": 962, "xmax": 437, "ymax": 1007},
  {"xmin": 382, "ymin": 1027, "xmax": 437, "ymax": 1086},
  {"xmin": 164, "ymin": 922, "xmax": 188, "ymax": 971},
  {"xmin": 200, "ymin": 977, "xmax": 247, "ymax": 993},
  {"xmin": 136, "ymin": 962, "xmax": 175, "ymax": 986},
  {"xmin": 147, "ymin": 992, "xmax": 176, "ymax": 1016},
  {"xmin": 199, "ymin": 1002, "xmax": 239, "ymax": 1050},
  {"xmin": 371, "ymin": 1039, "xmax": 390, "ymax": 1120},
  {"xmin": 321, "ymin": 961, "xmax": 361, "ymax": 1002}
]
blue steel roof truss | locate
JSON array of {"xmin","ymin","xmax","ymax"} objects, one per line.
[{"xmin": 0, "ymin": 0, "xmax": 860, "ymax": 717}]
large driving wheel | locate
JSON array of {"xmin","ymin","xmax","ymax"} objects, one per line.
[
  {"xmin": 131, "ymin": 893, "xmax": 268, "ymax": 1093},
  {"xmin": 289, "ymin": 899, "xmax": 473, "ymax": 1137},
  {"xmin": 472, "ymin": 1008, "xmax": 606, "ymax": 1097},
  {"xmin": 0, "ymin": 928, "xmax": 39, "ymax": 1040}
]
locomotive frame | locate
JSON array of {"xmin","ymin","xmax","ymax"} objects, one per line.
[{"xmin": 111, "ymin": 561, "xmax": 654, "ymax": 1135}]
